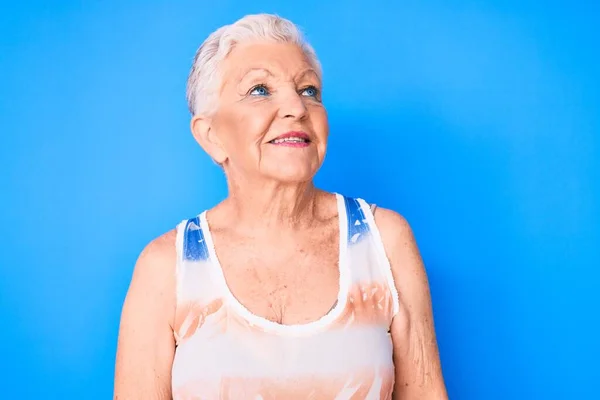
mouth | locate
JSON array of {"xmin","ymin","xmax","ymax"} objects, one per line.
[{"xmin": 268, "ymin": 131, "xmax": 311, "ymax": 148}]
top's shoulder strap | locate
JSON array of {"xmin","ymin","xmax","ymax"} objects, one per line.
[
  {"xmin": 370, "ymin": 203, "xmax": 377, "ymax": 215},
  {"xmin": 180, "ymin": 215, "xmax": 209, "ymax": 262}
]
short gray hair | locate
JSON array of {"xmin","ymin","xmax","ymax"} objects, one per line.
[{"xmin": 186, "ymin": 13, "xmax": 322, "ymax": 116}]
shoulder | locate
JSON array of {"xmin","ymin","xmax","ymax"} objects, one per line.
[
  {"xmin": 135, "ymin": 228, "xmax": 178, "ymax": 276},
  {"xmin": 371, "ymin": 206, "xmax": 416, "ymax": 253},
  {"xmin": 371, "ymin": 206, "xmax": 426, "ymax": 288},
  {"xmin": 370, "ymin": 206, "xmax": 411, "ymax": 233},
  {"xmin": 124, "ymin": 228, "xmax": 179, "ymax": 324}
]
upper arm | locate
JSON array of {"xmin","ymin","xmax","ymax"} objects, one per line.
[
  {"xmin": 114, "ymin": 230, "xmax": 177, "ymax": 400},
  {"xmin": 374, "ymin": 208, "xmax": 448, "ymax": 400}
]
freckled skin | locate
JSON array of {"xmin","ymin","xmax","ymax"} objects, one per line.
[{"xmin": 208, "ymin": 190, "xmax": 340, "ymax": 326}]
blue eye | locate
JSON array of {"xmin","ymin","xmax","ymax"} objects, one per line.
[
  {"xmin": 250, "ymin": 85, "xmax": 270, "ymax": 96},
  {"xmin": 301, "ymin": 86, "xmax": 319, "ymax": 97}
]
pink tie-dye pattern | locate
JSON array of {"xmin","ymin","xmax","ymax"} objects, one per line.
[
  {"xmin": 172, "ymin": 283, "xmax": 397, "ymax": 399},
  {"xmin": 171, "ymin": 196, "xmax": 399, "ymax": 399}
]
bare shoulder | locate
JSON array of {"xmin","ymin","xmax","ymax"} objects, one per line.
[
  {"xmin": 125, "ymin": 228, "xmax": 178, "ymax": 326},
  {"xmin": 371, "ymin": 206, "xmax": 428, "ymax": 305},
  {"xmin": 372, "ymin": 206, "xmax": 428, "ymax": 302},
  {"xmin": 372, "ymin": 207, "xmax": 420, "ymax": 266},
  {"xmin": 135, "ymin": 229, "xmax": 178, "ymax": 275},
  {"xmin": 372, "ymin": 207, "xmax": 413, "ymax": 239}
]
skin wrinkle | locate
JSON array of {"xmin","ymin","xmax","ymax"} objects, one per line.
[
  {"xmin": 115, "ymin": 16, "xmax": 447, "ymax": 399},
  {"xmin": 235, "ymin": 67, "xmax": 320, "ymax": 96},
  {"xmin": 207, "ymin": 207, "xmax": 340, "ymax": 326},
  {"xmin": 173, "ymin": 281, "xmax": 395, "ymax": 342}
]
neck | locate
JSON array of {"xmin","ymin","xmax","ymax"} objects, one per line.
[{"xmin": 221, "ymin": 174, "xmax": 320, "ymax": 233}]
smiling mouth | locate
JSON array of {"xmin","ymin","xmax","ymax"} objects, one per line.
[
  {"xmin": 268, "ymin": 137, "xmax": 311, "ymax": 144},
  {"xmin": 268, "ymin": 132, "xmax": 312, "ymax": 147}
]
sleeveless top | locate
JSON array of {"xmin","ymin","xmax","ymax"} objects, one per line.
[{"xmin": 171, "ymin": 194, "xmax": 400, "ymax": 399}]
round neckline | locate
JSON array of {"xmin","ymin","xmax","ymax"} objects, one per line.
[{"xmin": 199, "ymin": 193, "xmax": 350, "ymax": 336}]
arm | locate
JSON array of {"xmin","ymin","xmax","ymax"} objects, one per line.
[
  {"xmin": 114, "ymin": 230, "xmax": 177, "ymax": 400},
  {"xmin": 374, "ymin": 208, "xmax": 448, "ymax": 400}
]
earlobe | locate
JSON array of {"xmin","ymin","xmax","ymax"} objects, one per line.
[{"xmin": 190, "ymin": 115, "xmax": 228, "ymax": 163}]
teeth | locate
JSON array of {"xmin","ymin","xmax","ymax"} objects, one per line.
[{"xmin": 271, "ymin": 137, "xmax": 307, "ymax": 144}]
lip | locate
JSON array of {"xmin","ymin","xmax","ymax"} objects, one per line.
[{"xmin": 268, "ymin": 131, "xmax": 311, "ymax": 148}]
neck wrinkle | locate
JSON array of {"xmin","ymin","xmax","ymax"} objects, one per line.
[{"xmin": 219, "ymin": 174, "xmax": 321, "ymax": 233}]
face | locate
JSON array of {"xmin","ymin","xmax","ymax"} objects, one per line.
[{"xmin": 192, "ymin": 41, "xmax": 328, "ymax": 183}]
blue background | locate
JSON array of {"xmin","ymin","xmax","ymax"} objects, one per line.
[{"xmin": 1, "ymin": 0, "xmax": 598, "ymax": 398}]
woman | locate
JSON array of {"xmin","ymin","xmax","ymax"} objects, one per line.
[{"xmin": 114, "ymin": 13, "xmax": 447, "ymax": 400}]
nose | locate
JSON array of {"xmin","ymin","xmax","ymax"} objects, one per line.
[{"xmin": 278, "ymin": 89, "xmax": 307, "ymax": 120}]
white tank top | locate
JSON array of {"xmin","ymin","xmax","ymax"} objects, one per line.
[{"xmin": 171, "ymin": 193, "xmax": 400, "ymax": 399}]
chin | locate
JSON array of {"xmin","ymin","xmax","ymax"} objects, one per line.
[{"xmin": 265, "ymin": 163, "xmax": 320, "ymax": 184}]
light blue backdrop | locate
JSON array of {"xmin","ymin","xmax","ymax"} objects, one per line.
[{"xmin": 1, "ymin": 0, "xmax": 598, "ymax": 398}]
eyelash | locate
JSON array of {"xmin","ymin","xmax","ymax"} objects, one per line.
[
  {"xmin": 301, "ymin": 85, "xmax": 320, "ymax": 98},
  {"xmin": 247, "ymin": 84, "xmax": 320, "ymax": 98},
  {"xmin": 248, "ymin": 84, "xmax": 270, "ymax": 96}
]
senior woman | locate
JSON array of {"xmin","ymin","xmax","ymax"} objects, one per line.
[{"xmin": 114, "ymin": 13, "xmax": 447, "ymax": 400}]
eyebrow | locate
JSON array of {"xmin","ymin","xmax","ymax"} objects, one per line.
[
  {"xmin": 238, "ymin": 67, "xmax": 320, "ymax": 83},
  {"xmin": 238, "ymin": 68, "xmax": 274, "ymax": 82},
  {"xmin": 295, "ymin": 68, "xmax": 320, "ymax": 84},
  {"xmin": 228, "ymin": 68, "xmax": 273, "ymax": 95},
  {"xmin": 230, "ymin": 66, "xmax": 321, "ymax": 95}
]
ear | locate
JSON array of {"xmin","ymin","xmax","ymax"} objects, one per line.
[{"xmin": 190, "ymin": 115, "xmax": 228, "ymax": 164}]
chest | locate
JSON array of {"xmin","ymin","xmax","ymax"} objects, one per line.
[{"xmin": 212, "ymin": 225, "xmax": 341, "ymax": 325}]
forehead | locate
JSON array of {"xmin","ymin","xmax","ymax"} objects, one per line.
[{"xmin": 221, "ymin": 41, "xmax": 317, "ymax": 82}]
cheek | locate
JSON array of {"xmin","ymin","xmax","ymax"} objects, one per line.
[
  {"xmin": 219, "ymin": 105, "xmax": 275, "ymax": 153},
  {"xmin": 244, "ymin": 107, "xmax": 276, "ymax": 143},
  {"xmin": 311, "ymin": 107, "xmax": 329, "ymax": 144}
]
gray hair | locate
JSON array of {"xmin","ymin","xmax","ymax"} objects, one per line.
[{"xmin": 186, "ymin": 13, "xmax": 322, "ymax": 116}]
